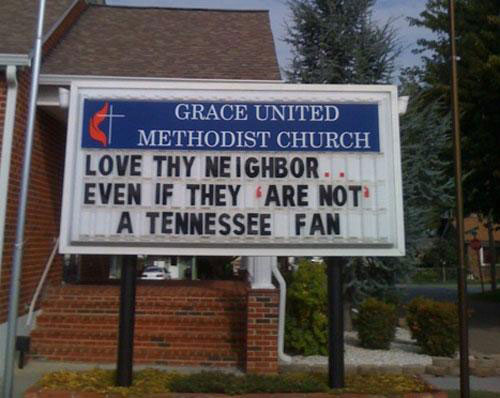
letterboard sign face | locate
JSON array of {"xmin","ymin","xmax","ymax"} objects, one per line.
[{"xmin": 59, "ymin": 80, "xmax": 405, "ymax": 256}]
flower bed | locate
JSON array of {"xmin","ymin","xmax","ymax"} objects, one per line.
[{"xmin": 24, "ymin": 369, "xmax": 447, "ymax": 398}]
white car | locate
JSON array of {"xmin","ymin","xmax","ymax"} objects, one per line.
[{"xmin": 140, "ymin": 266, "xmax": 170, "ymax": 280}]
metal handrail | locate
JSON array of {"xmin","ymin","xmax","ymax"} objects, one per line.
[{"xmin": 26, "ymin": 237, "xmax": 59, "ymax": 329}]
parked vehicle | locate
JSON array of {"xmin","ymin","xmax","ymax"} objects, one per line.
[{"xmin": 140, "ymin": 266, "xmax": 170, "ymax": 280}]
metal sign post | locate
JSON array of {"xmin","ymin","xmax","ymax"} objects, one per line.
[
  {"xmin": 116, "ymin": 255, "xmax": 137, "ymax": 386},
  {"xmin": 1, "ymin": 1, "xmax": 46, "ymax": 397},
  {"xmin": 448, "ymin": 1, "xmax": 470, "ymax": 397},
  {"xmin": 325, "ymin": 257, "xmax": 346, "ymax": 388}
]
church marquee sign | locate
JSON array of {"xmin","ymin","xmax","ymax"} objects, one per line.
[{"xmin": 59, "ymin": 80, "xmax": 405, "ymax": 256}]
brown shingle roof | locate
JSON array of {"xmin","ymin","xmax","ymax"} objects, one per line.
[
  {"xmin": 0, "ymin": 0, "xmax": 75, "ymax": 54},
  {"xmin": 41, "ymin": 6, "xmax": 281, "ymax": 80}
]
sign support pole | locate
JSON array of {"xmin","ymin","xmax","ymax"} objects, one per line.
[
  {"xmin": 326, "ymin": 257, "xmax": 345, "ymax": 389},
  {"xmin": 448, "ymin": 1, "xmax": 470, "ymax": 397},
  {"xmin": 1, "ymin": 1, "xmax": 46, "ymax": 397},
  {"xmin": 116, "ymin": 255, "xmax": 137, "ymax": 387}
]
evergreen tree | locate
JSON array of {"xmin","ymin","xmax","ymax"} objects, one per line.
[
  {"xmin": 409, "ymin": 0, "xmax": 500, "ymax": 289},
  {"xmin": 286, "ymin": 0, "xmax": 400, "ymax": 84}
]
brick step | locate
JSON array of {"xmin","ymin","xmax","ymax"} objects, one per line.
[
  {"xmin": 43, "ymin": 294, "xmax": 246, "ymax": 310},
  {"xmin": 36, "ymin": 313, "xmax": 245, "ymax": 327},
  {"xmin": 31, "ymin": 327, "xmax": 244, "ymax": 339},
  {"xmin": 31, "ymin": 328, "xmax": 244, "ymax": 345},
  {"xmin": 31, "ymin": 338, "xmax": 242, "ymax": 351},
  {"xmin": 39, "ymin": 306, "xmax": 246, "ymax": 317},
  {"xmin": 30, "ymin": 343, "xmax": 243, "ymax": 364}
]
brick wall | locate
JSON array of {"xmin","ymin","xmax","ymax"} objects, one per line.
[
  {"xmin": 246, "ymin": 289, "xmax": 279, "ymax": 374},
  {"xmin": 0, "ymin": 68, "xmax": 66, "ymax": 324},
  {"xmin": 0, "ymin": 0, "xmax": 88, "ymax": 325}
]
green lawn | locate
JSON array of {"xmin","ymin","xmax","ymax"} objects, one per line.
[{"xmin": 447, "ymin": 390, "xmax": 500, "ymax": 398}]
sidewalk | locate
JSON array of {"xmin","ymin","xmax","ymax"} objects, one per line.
[{"xmin": 3, "ymin": 360, "xmax": 500, "ymax": 398}]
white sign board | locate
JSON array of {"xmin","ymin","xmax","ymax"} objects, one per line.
[{"xmin": 60, "ymin": 80, "xmax": 405, "ymax": 256}]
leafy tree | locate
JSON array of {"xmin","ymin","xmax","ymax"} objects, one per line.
[
  {"xmin": 409, "ymin": 0, "xmax": 500, "ymax": 289},
  {"xmin": 286, "ymin": 0, "xmax": 400, "ymax": 84}
]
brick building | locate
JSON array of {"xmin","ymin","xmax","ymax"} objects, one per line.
[{"xmin": 1, "ymin": 0, "xmax": 282, "ymax": 374}]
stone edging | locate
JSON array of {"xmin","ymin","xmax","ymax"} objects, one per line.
[
  {"xmin": 25, "ymin": 387, "xmax": 448, "ymax": 398},
  {"xmin": 281, "ymin": 353, "xmax": 500, "ymax": 377}
]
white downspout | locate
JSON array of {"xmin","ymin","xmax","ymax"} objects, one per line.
[
  {"xmin": 271, "ymin": 260, "xmax": 292, "ymax": 363},
  {"xmin": 0, "ymin": 65, "xmax": 19, "ymax": 288}
]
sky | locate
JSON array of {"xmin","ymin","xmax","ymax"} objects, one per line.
[{"xmin": 107, "ymin": 0, "xmax": 435, "ymax": 81}]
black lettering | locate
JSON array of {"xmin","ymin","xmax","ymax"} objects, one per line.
[
  {"xmin": 98, "ymin": 155, "xmax": 113, "ymax": 176},
  {"xmin": 264, "ymin": 185, "xmax": 280, "ymax": 206},
  {"xmin": 85, "ymin": 155, "xmax": 96, "ymax": 176},
  {"xmin": 260, "ymin": 214, "xmax": 272, "ymax": 236},
  {"xmin": 161, "ymin": 212, "xmax": 173, "ymax": 234},
  {"xmin": 295, "ymin": 214, "xmax": 306, "ymax": 235},
  {"xmin": 334, "ymin": 186, "xmax": 347, "ymax": 206},
  {"xmin": 175, "ymin": 212, "xmax": 189, "ymax": 234},
  {"xmin": 275, "ymin": 157, "xmax": 287, "ymax": 178},
  {"xmin": 116, "ymin": 155, "xmax": 129, "ymax": 176},
  {"xmin": 83, "ymin": 183, "xmax": 95, "ymax": 204},
  {"xmin": 233, "ymin": 213, "xmax": 245, "ymax": 235},
  {"xmin": 205, "ymin": 213, "xmax": 216, "ymax": 235},
  {"xmin": 245, "ymin": 157, "xmax": 259, "ymax": 178},
  {"xmin": 290, "ymin": 158, "xmax": 304, "ymax": 178},
  {"xmin": 297, "ymin": 185, "xmax": 308, "ymax": 206},
  {"xmin": 113, "ymin": 183, "xmax": 125, "ymax": 205},
  {"xmin": 220, "ymin": 156, "xmax": 231, "ymax": 178},
  {"xmin": 153, "ymin": 155, "xmax": 166, "ymax": 177},
  {"xmin": 130, "ymin": 155, "xmax": 142, "ymax": 176},
  {"xmin": 282, "ymin": 185, "xmax": 295, "ymax": 206},
  {"xmin": 186, "ymin": 184, "xmax": 199, "ymax": 206},
  {"xmin": 183, "ymin": 156, "xmax": 195, "ymax": 177},
  {"xmin": 205, "ymin": 156, "xmax": 218, "ymax": 177},
  {"xmin": 128, "ymin": 183, "xmax": 141, "ymax": 205},
  {"xmin": 319, "ymin": 185, "xmax": 333, "ymax": 206},
  {"xmin": 349, "ymin": 185, "xmax": 362, "ymax": 207},
  {"xmin": 190, "ymin": 213, "xmax": 203, "ymax": 235},
  {"xmin": 247, "ymin": 213, "xmax": 259, "ymax": 235},
  {"xmin": 214, "ymin": 185, "xmax": 225, "ymax": 206},
  {"xmin": 117, "ymin": 211, "xmax": 133, "ymax": 233},
  {"xmin": 99, "ymin": 183, "xmax": 113, "ymax": 204},
  {"xmin": 326, "ymin": 213, "xmax": 340, "ymax": 235},
  {"xmin": 228, "ymin": 185, "xmax": 241, "ymax": 206},
  {"xmin": 310, "ymin": 213, "xmax": 325, "ymax": 235},
  {"xmin": 306, "ymin": 157, "xmax": 319, "ymax": 178},
  {"xmin": 219, "ymin": 213, "xmax": 231, "ymax": 235},
  {"xmin": 146, "ymin": 212, "xmax": 159, "ymax": 234}
]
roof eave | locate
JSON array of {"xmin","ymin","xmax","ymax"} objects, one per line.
[{"xmin": 39, "ymin": 73, "xmax": 284, "ymax": 86}]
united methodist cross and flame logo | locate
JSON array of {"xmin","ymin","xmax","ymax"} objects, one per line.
[{"xmin": 88, "ymin": 102, "xmax": 125, "ymax": 147}]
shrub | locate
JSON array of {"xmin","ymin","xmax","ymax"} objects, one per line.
[
  {"xmin": 406, "ymin": 297, "xmax": 459, "ymax": 357},
  {"xmin": 168, "ymin": 371, "xmax": 328, "ymax": 395},
  {"xmin": 285, "ymin": 259, "xmax": 328, "ymax": 355},
  {"xmin": 356, "ymin": 297, "xmax": 397, "ymax": 349}
]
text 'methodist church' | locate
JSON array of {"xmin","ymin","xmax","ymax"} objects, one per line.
[{"xmin": 0, "ymin": 0, "xmax": 283, "ymax": 374}]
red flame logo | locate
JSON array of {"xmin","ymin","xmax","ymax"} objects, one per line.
[{"xmin": 89, "ymin": 102, "xmax": 109, "ymax": 146}]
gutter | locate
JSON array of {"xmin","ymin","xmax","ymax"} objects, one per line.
[
  {"xmin": 271, "ymin": 260, "xmax": 292, "ymax": 363},
  {"xmin": 0, "ymin": 65, "xmax": 19, "ymax": 289},
  {"xmin": 39, "ymin": 74, "xmax": 284, "ymax": 86},
  {"xmin": 0, "ymin": 54, "xmax": 30, "ymax": 67}
]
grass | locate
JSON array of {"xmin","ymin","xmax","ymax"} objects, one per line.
[
  {"xmin": 447, "ymin": 390, "xmax": 500, "ymax": 398},
  {"xmin": 37, "ymin": 369, "xmax": 432, "ymax": 396},
  {"xmin": 469, "ymin": 289, "xmax": 500, "ymax": 303}
]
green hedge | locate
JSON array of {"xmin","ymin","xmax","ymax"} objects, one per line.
[
  {"xmin": 285, "ymin": 259, "xmax": 328, "ymax": 355},
  {"xmin": 357, "ymin": 297, "xmax": 397, "ymax": 349},
  {"xmin": 406, "ymin": 297, "xmax": 459, "ymax": 357}
]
